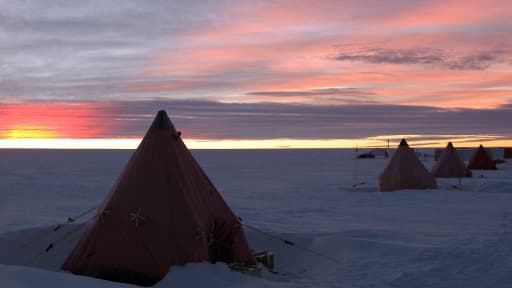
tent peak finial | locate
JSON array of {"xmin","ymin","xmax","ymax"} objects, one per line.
[
  {"xmin": 151, "ymin": 110, "xmax": 174, "ymax": 130},
  {"xmin": 399, "ymin": 139, "xmax": 408, "ymax": 147}
]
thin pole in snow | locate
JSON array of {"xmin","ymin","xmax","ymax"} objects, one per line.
[{"xmin": 353, "ymin": 145, "xmax": 359, "ymax": 188}]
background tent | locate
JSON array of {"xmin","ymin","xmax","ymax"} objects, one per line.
[
  {"xmin": 504, "ymin": 148, "xmax": 512, "ymax": 159},
  {"xmin": 62, "ymin": 110, "xmax": 255, "ymax": 286},
  {"xmin": 379, "ymin": 139, "xmax": 438, "ymax": 192},
  {"xmin": 431, "ymin": 142, "xmax": 472, "ymax": 178},
  {"xmin": 467, "ymin": 145, "xmax": 497, "ymax": 170}
]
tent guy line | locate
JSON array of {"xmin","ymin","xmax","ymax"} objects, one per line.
[
  {"xmin": 27, "ymin": 204, "xmax": 341, "ymax": 270},
  {"xmin": 238, "ymin": 217, "xmax": 340, "ymax": 264}
]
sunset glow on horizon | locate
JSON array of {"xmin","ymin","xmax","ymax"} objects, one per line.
[
  {"xmin": 1, "ymin": 1, "xmax": 511, "ymax": 148},
  {"xmin": 2, "ymin": 125, "xmax": 59, "ymax": 139},
  {"xmin": 1, "ymin": 135, "xmax": 511, "ymax": 150}
]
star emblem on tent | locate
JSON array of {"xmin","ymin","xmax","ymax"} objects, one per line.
[{"xmin": 129, "ymin": 208, "xmax": 146, "ymax": 228}]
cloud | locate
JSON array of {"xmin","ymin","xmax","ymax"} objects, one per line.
[
  {"xmin": 0, "ymin": 0, "xmax": 223, "ymax": 101},
  {"xmin": 244, "ymin": 88, "xmax": 377, "ymax": 104},
  {"xmin": 246, "ymin": 88, "xmax": 374, "ymax": 97},
  {"xmin": 0, "ymin": 0, "xmax": 511, "ymax": 110},
  {"xmin": 105, "ymin": 100, "xmax": 512, "ymax": 140},
  {"xmin": 334, "ymin": 46, "xmax": 507, "ymax": 70},
  {"xmin": 446, "ymin": 51, "xmax": 504, "ymax": 70},
  {"xmin": 3, "ymin": 99, "xmax": 507, "ymax": 140},
  {"xmin": 335, "ymin": 47, "xmax": 445, "ymax": 65},
  {"xmin": 2, "ymin": 99, "xmax": 512, "ymax": 141}
]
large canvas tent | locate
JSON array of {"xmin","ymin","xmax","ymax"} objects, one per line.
[
  {"xmin": 431, "ymin": 142, "xmax": 472, "ymax": 178},
  {"xmin": 62, "ymin": 110, "xmax": 255, "ymax": 286},
  {"xmin": 467, "ymin": 144, "xmax": 497, "ymax": 170},
  {"xmin": 379, "ymin": 139, "xmax": 438, "ymax": 192}
]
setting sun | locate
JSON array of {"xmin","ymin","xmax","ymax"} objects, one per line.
[{"xmin": 3, "ymin": 125, "xmax": 59, "ymax": 139}]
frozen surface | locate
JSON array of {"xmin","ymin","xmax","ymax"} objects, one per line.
[{"xmin": 1, "ymin": 149, "xmax": 512, "ymax": 287}]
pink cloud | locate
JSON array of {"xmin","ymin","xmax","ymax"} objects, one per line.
[
  {"xmin": 123, "ymin": 0, "xmax": 512, "ymax": 109},
  {"xmin": 380, "ymin": 0, "xmax": 511, "ymax": 29}
]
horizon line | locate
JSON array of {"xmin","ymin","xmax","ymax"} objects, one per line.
[{"xmin": 0, "ymin": 136, "xmax": 511, "ymax": 150}]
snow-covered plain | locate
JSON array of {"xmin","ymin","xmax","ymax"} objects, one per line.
[{"xmin": 1, "ymin": 149, "xmax": 512, "ymax": 287}]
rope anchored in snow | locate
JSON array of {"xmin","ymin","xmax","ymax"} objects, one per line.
[
  {"xmin": 238, "ymin": 217, "xmax": 340, "ymax": 264},
  {"xmin": 21, "ymin": 206, "xmax": 98, "ymax": 248},
  {"xmin": 67, "ymin": 206, "xmax": 98, "ymax": 223},
  {"xmin": 21, "ymin": 206, "xmax": 99, "ymax": 265},
  {"xmin": 52, "ymin": 206, "xmax": 98, "ymax": 232},
  {"xmin": 44, "ymin": 216, "xmax": 95, "ymax": 253},
  {"xmin": 25, "ymin": 213, "xmax": 98, "ymax": 265}
]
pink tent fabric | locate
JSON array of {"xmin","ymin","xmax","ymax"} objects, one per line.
[
  {"xmin": 62, "ymin": 110, "xmax": 255, "ymax": 286},
  {"xmin": 467, "ymin": 144, "xmax": 496, "ymax": 170},
  {"xmin": 431, "ymin": 142, "xmax": 472, "ymax": 178},
  {"xmin": 379, "ymin": 139, "xmax": 438, "ymax": 192}
]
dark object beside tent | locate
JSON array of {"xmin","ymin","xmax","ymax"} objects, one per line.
[{"xmin": 358, "ymin": 148, "xmax": 389, "ymax": 159}]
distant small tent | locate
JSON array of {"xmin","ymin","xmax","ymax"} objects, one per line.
[
  {"xmin": 379, "ymin": 139, "xmax": 438, "ymax": 192},
  {"xmin": 467, "ymin": 144, "xmax": 497, "ymax": 170},
  {"xmin": 62, "ymin": 110, "xmax": 255, "ymax": 286},
  {"xmin": 504, "ymin": 148, "xmax": 512, "ymax": 159},
  {"xmin": 431, "ymin": 142, "xmax": 472, "ymax": 178}
]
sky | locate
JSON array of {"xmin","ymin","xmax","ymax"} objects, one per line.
[{"xmin": 0, "ymin": 0, "xmax": 511, "ymax": 149}]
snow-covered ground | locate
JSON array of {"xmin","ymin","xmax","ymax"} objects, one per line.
[{"xmin": 1, "ymin": 149, "xmax": 512, "ymax": 287}]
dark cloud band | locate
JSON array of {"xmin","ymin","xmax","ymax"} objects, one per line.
[
  {"xmin": 334, "ymin": 46, "xmax": 508, "ymax": 70},
  {"xmin": 4, "ymin": 100, "xmax": 506, "ymax": 140}
]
